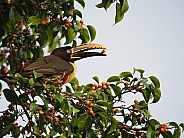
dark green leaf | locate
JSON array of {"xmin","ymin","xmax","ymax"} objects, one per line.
[
  {"xmin": 79, "ymin": 28, "xmax": 90, "ymax": 43},
  {"xmin": 179, "ymin": 123, "xmax": 184, "ymax": 132},
  {"xmin": 110, "ymin": 84, "xmax": 122, "ymax": 99},
  {"xmin": 73, "ymin": 9, "xmax": 82, "ymax": 18},
  {"xmin": 19, "ymin": 93, "xmax": 29, "ymax": 103},
  {"xmin": 169, "ymin": 122, "xmax": 181, "ymax": 138},
  {"xmin": 115, "ymin": 3, "xmax": 124, "ymax": 24},
  {"xmin": 149, "ymin": 76, "xmax": 160, "ymax": 88},
  {"xmin": 108, "ymin": 117, "xmax": 118, "ymax": 133},
  {"xmin": 119, "ymin": 71, "xmax": 133, "ymax": 78},
  {"xmin": 93, "ymin": 76, "xmax": 99, "ymax": 83},
  {"xmin": 19, "ymin": 48, "xmax": 30, "ymax": 59},
  {"xmin": 76, "ymin": 0, "xmax": 85, "ymax": 8},
  {"xmin": 49, "ymin": 39, "xmax": 57, "ymax": 52},
  {"xmin": 78, "ymin": 113, "xmax": 92, "ymax": 131},
  {"xmin": 65, "ymin": 27, "xmax": 76, "ymax": 44},
  {"xmin": 3, "ymin": 88, "xmax": 17, "ymax": 104},
  {"xmin": 0, "ymin": 124, "xmax": 13, "ymax": 137},
  {"xmin": 87, "ymin": 25, "xmax": 96, "ymax": 42},
  {"xmin": 142, "ymin": 88, "xmax": 151, "ymax": 102},
  {"xmin": 98, "ymin": 112, "xmax": 108, "ymax": 126},
  {"xmin": 38, "ymin": 29, "xmax": 48, "ymax": 47},
  {"xmin": 107, "ymin": 76, "xmax": 120, "ymax": 82},
  {"xmin": 86, "ymin": 129, "xmax": 97, "ymax": 138},
  {"xmin": 96, "ymin": 0, "xmax": 112, "ymax": 10},
  {"xmin": 161, "ymin": 131, "xmax": 173, "ymax": 138},
  {"xmin": 62, "ymin": 98, "xmax": 69, "ymax": 113},
  {"xmin": 45, "ymin": 27, "xmax": 53, "ymax": 45},
  {"xmin": 93, "ymin": 104, "xmax": 106, "ymax": 113},
  {"xmin": 152, "ymin": 88, "xmax": 161, "ymax": 103},
  {"xmin": 121, "ymin": 0, "xmax": 129, "ymax": 13}
]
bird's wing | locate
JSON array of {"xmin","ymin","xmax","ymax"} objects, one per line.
[{"xmin": 23, "ymin": 55, "xmax": 74, "ymax": 75}]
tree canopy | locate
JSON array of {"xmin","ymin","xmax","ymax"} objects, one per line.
[{"xmin": 0, "ymin": 0, "xmax": 183, "ymax": 137}]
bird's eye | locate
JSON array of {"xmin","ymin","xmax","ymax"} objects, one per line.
[{"xmin": 67, "ymin": 49, "xmax": 72, "ymax": 53}]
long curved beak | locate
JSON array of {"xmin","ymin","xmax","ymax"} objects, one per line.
[{"xmin": 71, "ymin": 44, "xmax": 107, "ymax": 61}]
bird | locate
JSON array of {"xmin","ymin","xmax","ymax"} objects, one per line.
[{"xmin": 20, "ymin": 43, "xmax": 107, "ymax": 85}]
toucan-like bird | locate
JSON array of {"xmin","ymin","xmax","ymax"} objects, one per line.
[{"xmin": 21, "ymin": 44, "xmax": 107, "ymax": 85}]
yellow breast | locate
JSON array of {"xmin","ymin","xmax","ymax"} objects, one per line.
[{"xmin": 66, "ymin": 62, "xmax": 77, "ymax": 83}]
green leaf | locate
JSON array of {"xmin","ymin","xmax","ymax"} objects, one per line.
[
  {"xmin": 152, "ymin": 87, "xmax": 161, "ymax": 103},
  {"xmin": 161, "ymin": 131, "xmax": 173, "ymax": 138},
  {"xmin": 72, "ymin": 92, "xmax": 84, "ymax": 97},
  {"xmin": 115, "ymin": 3, "xmax": 124, "ymax": 24},
  {"xmin": 98, "ymin": 112, "xmax": 108, "ymax": 126},
  {"xmin": 65, "ymin": 27, "xmax": 76, "ymax": 44},
  {"xmin": 108, "ymin": 117, "xmax": 119, "ymax": 133},
  {"xmin": 86, "ymin": 129, "xmax": 97, "ymax": 138},
  {"xmin": 93, "ymin": 104, "xmax": 106, "ymax": 113},
  {"xmin": 169, "ymin": 122, "xmax": 181, "ymax": 138},
  {"xmin": 110, "ymin": 84, "xmax": 122, "ymax": 99},
  {"xmin": 3, "ymin": 88, "xmax": 17, "ymax": 104},
  {"xmin": 73, "ymin": 9, "xmax": 82, "ymax": 18},
  {"xmin": 146, "ymin": 126, "xmax": 153, "ymax": 138},
  {"xmin": 38, "ymin": 29, "xmax": 48, "ymax": 47},
  {"xmin": 62, "ymin": 98, "xmax": 70, "ymax": 113},
  {"xmin": 96, "ymin": 0, "xmax": 112, "ymax": 10},
  {"xmin": 30, "ymin": 103, "xmax": 42, "ymax": 111},
  {"xmin": 93, "ymin": 76, "xmax": 99, "ymax": 83},
  {"xmin": 72, "ymin": 106, "xmax": 80, "ymax": 114},
  {"xmin": 133, "ymin": 67, "xmax": 145, "ymax": 77},
  {"xmin": 87, "ymin": 92, "xmax": 98, "ymax": 99},
  {"xmin": 29, "ymin": 78, "xmax": 35, "ymax": 86},
  {"xmin": 27, "ymin": 16, "xmax": 40, "ymax": 27},
  {"xmin": 79, "ymin": 28, "xmax": 90, "ymax": 43},
  {"xmin": 78, "ymin": 113, "xmax": 92, "ymax": 131},
  {"xmin": 119, "ymin": 71, "xmax": 133, "ymax": 78},
  {"xmin": 76, "ymin": 0, "xmax": 85, "ymax": 8},
  {"xmin": 114, "ymin": 0, "xmax": 129, "ymax": 24},
  {"xmin": 19, "ymin": 48, "xmax": 30, "ymax": 59},
  {"xmin": 87, "ymin": 25, "xmax": 96, "ymax": 42},
  {"xmin": 53, "ymin": 94, "xmax": 63, "ymax": 105},
  {"xmin": 149, "ymin": 76, "xmax": 160, "ymax": 88},
  {"xmin": 107, "ymin": 76, "xmax": 120, "ymax": 82},
  {"xmin": 142, "ymin": 88, "xmax": 151, "ymax": 102},
  {"xmin": 179, "ymin": 123, "xmax": 184, "ymax": 132},
  {"xmin": 45, "ymin": 27, "xmax": 53, "ymax": 45},
  {"xmin": 70, "ymin": 77, "xmax": 79, "ymax": 91},
  {"xmin": 33, "ymin": 70, "xmax": 43, "ymax": 80},
  {"xmin": 0, "ymin": 124, "xmax": 13, "ymax": 137},
  {"xmin": 49, "ymin": 39, "xmax": 57, "ymax": 52}
]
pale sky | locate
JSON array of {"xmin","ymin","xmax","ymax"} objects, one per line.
[
  {"xmin": 0, "ymin": 0, "xmax": 184, "ymax": 136},
  {"xmin": 76, "ymin": 0, "xmax": 184, "ymax": 127}
]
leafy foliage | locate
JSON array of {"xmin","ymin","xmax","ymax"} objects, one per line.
[{"xmin": 0, "ymin": 0, "xmax": 183, "ymax": 138}]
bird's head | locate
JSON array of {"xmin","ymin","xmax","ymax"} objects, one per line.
[{"xmin": 51, "ymin": 44, "xmax": 107, "ymax": 62}]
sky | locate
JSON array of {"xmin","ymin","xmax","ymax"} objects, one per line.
[
  {"xmin": 75, "ymin": 0, "xmax": 184, "ymax": 126},
  {"xmin": 0, "ymin": 0, "xmax": 184, "ymax": 136}
]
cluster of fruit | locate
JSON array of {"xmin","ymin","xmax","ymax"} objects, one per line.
[
  {"xmin": 160, "ymin": 123, "xmax": 169, "ymax": 132},
  {"xmin": 91, "ymin": 81, "xmax": 110, "ymax": 92}
]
